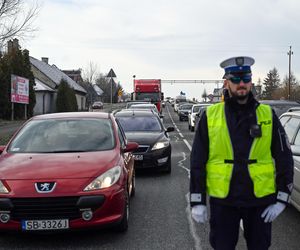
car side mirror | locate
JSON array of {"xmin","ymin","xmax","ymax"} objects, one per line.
[
  {"xmin": 166, "ymin": 127, "xmax": 174, "ymax": 132},
  {"xmin": 123, "ymin": 141, "xmax": 139, "ymax": 153}
]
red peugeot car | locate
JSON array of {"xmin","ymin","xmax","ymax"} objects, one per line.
[{"xmin": 0, "ymin": 112, "xmax": 138, "ymax": 232}]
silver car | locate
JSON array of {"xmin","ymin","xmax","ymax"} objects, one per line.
[{"xmin": 279, "ymin": 111, "xmax": 300, "ymax": 212}]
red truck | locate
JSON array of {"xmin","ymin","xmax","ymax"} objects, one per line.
[{"xmin": 132, "ymin": 79, "xmax": 164, "ymax": 113}]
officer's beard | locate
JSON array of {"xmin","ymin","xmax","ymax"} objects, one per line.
[{"xmin": 227, "ymin": 86, "xmax": 250, "ymax": 103}]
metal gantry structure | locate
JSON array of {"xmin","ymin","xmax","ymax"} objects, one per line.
[{"xmin": 161, "ymin": 79, "xmax": 224, "ymax": 87}]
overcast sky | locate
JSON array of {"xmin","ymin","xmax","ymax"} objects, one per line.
[{"xmin": 24, "ymin": 0, "xmax": 300, "ymax": 101}]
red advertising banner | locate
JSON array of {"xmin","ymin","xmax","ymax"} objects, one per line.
[{"xmin": 11, "ymin": 74, "xmax": 29, "ymax": 104}]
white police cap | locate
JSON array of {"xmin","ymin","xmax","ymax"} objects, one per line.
[{"xmin": 220, "ymin": 56, "xmax": 255, "ymax": 78}]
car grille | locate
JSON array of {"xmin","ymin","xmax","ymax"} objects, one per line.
[
  {"xmin": 10, "ymin": 197, "xmax": 81, "ymax": 220},
  {"xmin": 134, "ymin": 145, "xmax": 149, "ymax": 154}
]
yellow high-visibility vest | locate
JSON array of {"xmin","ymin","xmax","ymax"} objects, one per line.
[{"xmin": 206, "ymin": 102, "xmax": 276, "ymax": 198}]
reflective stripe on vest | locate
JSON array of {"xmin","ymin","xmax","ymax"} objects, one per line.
[{"xmin": 206, "ymin": 103, "xmax": 276, "ymax": 198}]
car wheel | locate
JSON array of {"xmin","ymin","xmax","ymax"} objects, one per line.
[
  {"xmin": 191, "ymin": 126, "xmax": 194, "ymax": 132},
  {"xmin": 131, "ymin": 170, "xmax": 136, "ymax": 197},
  {"xmin": 163, "ymin": 159, "xmax": 171, "ymax": 174},
  {"xmin": 188, "ymin": 123, "xmax": 191, "ymax": 130},
  {"xmin": 179, "ymin": 116, "xmax": 182, "ymax": 121},
  {"xmin": 115, "ymin": 190, "xmax": 129, "ymax": 232}
]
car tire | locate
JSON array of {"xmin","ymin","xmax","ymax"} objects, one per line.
[
  {"xmin": 131, "ymin": 170, "xmax": 136, "ymax": 197},
  {"xmin": 191, "ymin": 126, "xmax": 194, "ymax": 132},
  {"xmin": 115, "ymin": 190, "xmax": 129, "ymax": 232},
  {"xmin": 163, "ymin": 159, "xmax": 171, "ymax": 174},
  {"xmin": 179, "ymin": 116, "xmax": 182, "ymax": 121},
  {"xmin": 188, "ymin": 123, "xmax": 191, "ymax": 130}
]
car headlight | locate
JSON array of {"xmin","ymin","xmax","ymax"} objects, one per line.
[
  {"xmin": 84, "ymin": 166, "xmax": 122, "ymax": 191},
  {"xmin": 152, "ymin": 141, "xmax": 170, "ymax": 150},
  {"xmin": 0, "ymin": 180, "xmax": 9, "ymax": 194}
]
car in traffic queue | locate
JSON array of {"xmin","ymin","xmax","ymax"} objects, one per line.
[
  {"xmin": 114, "ymin": 110, "xmax": 174, "ymax": 173},
  {"xmin": 91, "ymin": 101, "xmax": 104, "ymax": 110},
  {"xmin": 194, "ymin": 105, "xmax": 212, "ymax": 131},
  {"xmin": 259, "ymin": 100, "xmax": 300, "ymax": 117},
  {"xmin": 0, "ymin": 112, "xmax": 138, "ymax": 232},
  {"xmin": 279, "ymin": 110, "xmax": 300, "ymax": 212},
  {"xmin": 188, "ymin": 103, "xmax": 211, "ymax": 131},
  {"xmin": 128, "ymin": 103, "xmax": 164, "ymax": 120},
  {"xmin": 178, "ymin": 103, "xmax": 193, "ymax": 121}
]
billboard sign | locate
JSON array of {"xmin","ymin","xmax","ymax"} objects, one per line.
[{"xmin": 11, "ymin": 74, "xmax": 29, "ymax": 104}]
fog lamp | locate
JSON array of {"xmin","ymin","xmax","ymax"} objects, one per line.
[
  {"xmin": 0, "ymin": 212, "xmax": 10, "ymax": 223},
  {"xmin": 81, "ymin": 209, "xmax": 93, "ymax": 221}
]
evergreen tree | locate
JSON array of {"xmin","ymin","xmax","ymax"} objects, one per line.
[
  {"xmin": 69, "ymin": 87, "xmax": 78, "ymax": 111},
  {"xmin": 22, "ymin": 50, "xmax": 36, "ymax": 117},
  {"xmin": 281, "ymin": 72, "xmax": 299, "ymax": 101},
  {"xmin": 56, "ymin": 79, "xmax": 78, "ymax": 112},
  {"xmin": 0, "ymin": 44, "xmax": 35, "ymax": 119},
  {"xmin": 261, "ymin": 68, "xmax": 280, "ymax": 100},
  {"xmin": 0, "ymin": 55, "xmax": 11, "ymax": 119}
]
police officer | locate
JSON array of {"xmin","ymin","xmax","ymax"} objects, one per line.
[{"xmin": 190, "ymin": 56, "xmax": 294, "ymax": 250}]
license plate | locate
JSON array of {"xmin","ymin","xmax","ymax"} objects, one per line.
[
  {"xmin": 21, "ymin": 219, "xmax": 69, "ymax": 231},
  {"xmin": 133, "ymin": 154, "xmax": 143, "ymax": 161}
]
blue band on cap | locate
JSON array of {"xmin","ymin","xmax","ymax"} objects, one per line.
[{"xmin": 225, "ymin": 66, "xmax": 251, "ymax": 73}]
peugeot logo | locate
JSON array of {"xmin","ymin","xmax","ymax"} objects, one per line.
[{"xmin": 35, "ymin": 182, "xmax": 56, "ymax": 193}]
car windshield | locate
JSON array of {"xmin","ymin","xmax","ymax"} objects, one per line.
[
  {"xmin": 179, "ymin": 104, "xmax": 193, "ymax": 110},
  {"xmin": 8, "ymin": 118, "xmax": 115, "ymax": 153},
  {"xmin": 117, "ymin": 116, "xmax": 162, "ymax": 132},
  {"xmin": 192, "ymin": 106, "xmax": 201, "ymax": 113},
  {"xmin": 135, "ymin": 92, "xmax": 160, "ymax": 102}
]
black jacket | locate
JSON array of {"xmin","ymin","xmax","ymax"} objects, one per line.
[{"xmin": 190, "ymin": 92, "xmax": 294, "ymax": 207}]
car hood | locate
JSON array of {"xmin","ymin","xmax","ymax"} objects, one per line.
[
  {"xmin": 125, "ymin": 132, "xmax": 165, "ymax": 145},
  {"xmin": 0, "ymin": 151, "xmax": 118, "ymax": 180}
]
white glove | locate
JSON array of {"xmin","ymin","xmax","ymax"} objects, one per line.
[
  {"xmin": 261, "ymin": 202, "xmax": 286, "ymax": 223},
  {"xmin": 191, "ymin": 205, "xmax": 208, "ymax": 223}
]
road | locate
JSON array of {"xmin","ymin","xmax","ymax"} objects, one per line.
[{"xmin": 0, "ymin": 103, "xmax": 299, "ymax": 249}]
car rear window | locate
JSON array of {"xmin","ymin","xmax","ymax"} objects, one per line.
[
  {"xmin": 117, "ymin": 116, "xmax": 162, "ymax": 132},
  {"xmin": 8, "ymin": 118, "xmax": 115, "ymax": 153}
]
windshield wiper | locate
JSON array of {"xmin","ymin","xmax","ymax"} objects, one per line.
[{"xmin": 49, "ymin": 150, "xmax": 87, "ymax": 153}]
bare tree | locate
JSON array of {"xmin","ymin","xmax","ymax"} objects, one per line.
[
  {"xmin": 0, "ymin": 0, "xmax": 39, "ymax": 47},
  {"xmin": 82, "ymin": 61, "xmax": 99, "ymax": 84}
]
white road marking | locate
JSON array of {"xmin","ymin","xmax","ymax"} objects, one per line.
[
  {"xmin": 167, "ymin": 104, "xmax": 205, "ymax": 248},
  {"xmin": 183, "ymin": 139, "xmax": 192, "ymax": 151},
  {"xmin": 178, "ymin": 152, "xmax": 190, "ymax": 178}
]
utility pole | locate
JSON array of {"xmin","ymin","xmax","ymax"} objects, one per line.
[{"xmin": 287, "ymin": 46, "xmax": 293, "ymax": 100}]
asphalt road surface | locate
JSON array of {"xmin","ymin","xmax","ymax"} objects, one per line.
[{"xmin": 0, "ymin": 103, "xmax": 299, "ymax": 249}]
